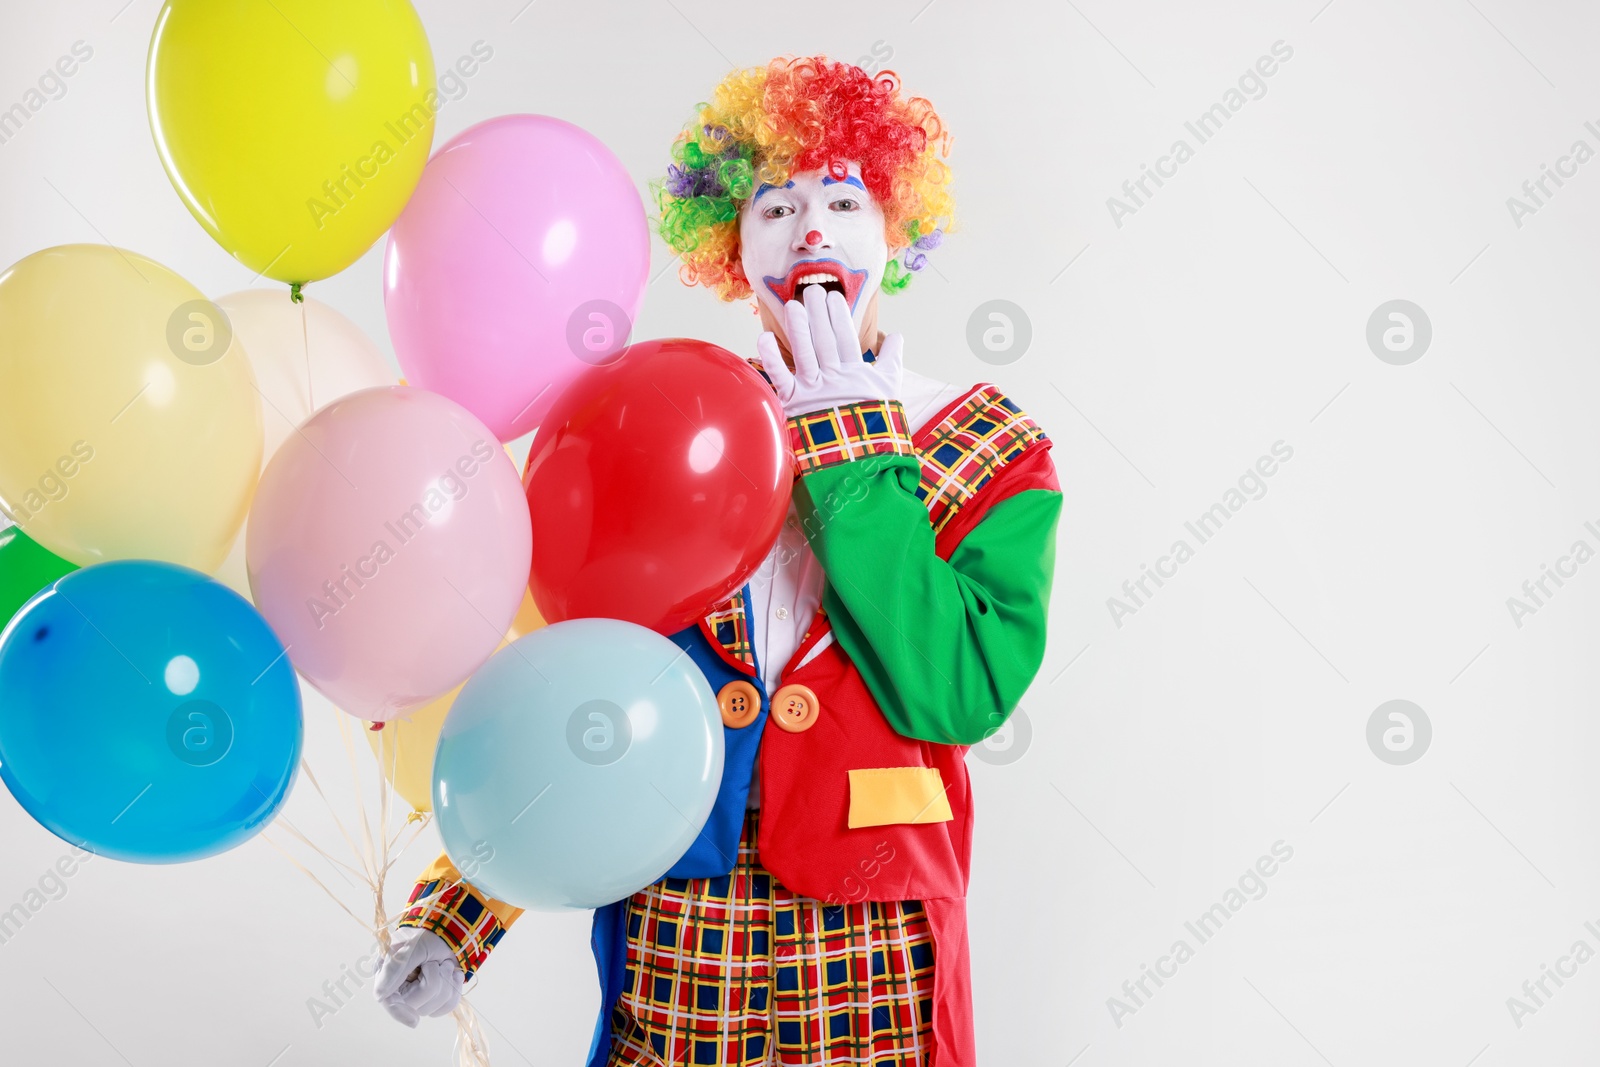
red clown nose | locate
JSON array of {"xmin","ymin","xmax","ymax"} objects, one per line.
[{"xmin": 805, "ymin": 229, "xmax": 822, "ymax": 246}]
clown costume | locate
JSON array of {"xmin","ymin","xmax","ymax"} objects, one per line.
[{"xmin": 373, "ymin": 55, "xmax": 1062, "ymax": 1067}]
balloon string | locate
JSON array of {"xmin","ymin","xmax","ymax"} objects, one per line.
[
  {"xmin": 385, "ymin": 814, "xmax": 432, "ymax": 874},
  {"xmin": 297, "ymin": 754, "xmax": 369, "ymax": 879},
  {"xmin": 332, "ymin": 710, "xmax": 379, "ymax": 884},
  {"xmin": 271, "ymin": 814, "xmax": 367, "ymax": 882},
  {"xmin": 258, "ymin": 830, "xmax": 373, "ymax": 931},
  {"xmin": 257, "ymin": 699, "xmax": 495, "ymax": 1062},
  {"xmin": 452, "ymin": 996, "xmax": 494, "ymax": 1067},
  {"xmin": 300, "ymin": 294, "xmax": 314, "ymax": 414}
]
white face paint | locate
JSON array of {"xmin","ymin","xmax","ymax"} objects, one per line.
[{"xmin": 738, "ymin": 162, "xmax": 888, "ymax": 335}]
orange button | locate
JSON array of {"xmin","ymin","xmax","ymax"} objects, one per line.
[
  {"xmin": 770, "ymin": 683, "xmax": 819, "ymax": 733},
  {"xmin": 717, "ymin": 679, "xmax": 761, "ymax": 729}
]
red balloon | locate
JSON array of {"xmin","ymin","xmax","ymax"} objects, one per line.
[{"xmin": 524, "ymin": 338, "xmax": 793, "ymax": 634}]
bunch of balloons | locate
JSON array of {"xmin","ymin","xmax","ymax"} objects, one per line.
[
  {"xmin": 0, "ymin": 245, "xmax": 298, "ymax": 862},
  {"xmin": 0, "ymin": 0, "xmax": 795, "ymax": 908}
]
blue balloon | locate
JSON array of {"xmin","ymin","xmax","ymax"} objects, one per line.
[
  {"xmin": 434, "ymin": 618, "xmax": 723, "ymax": 909},
  {"xmin": 0, "ymin": 560, "xmax": 302, "ymax": 862}
]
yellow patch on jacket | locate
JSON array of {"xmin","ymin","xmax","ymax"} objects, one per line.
[{"xmin": 846, "ymin": 767, "xmax": 954, "ymax": 828}]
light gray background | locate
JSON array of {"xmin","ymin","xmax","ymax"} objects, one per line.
[{"xmin": 2, "ymin": 0, "xmax": 1597, "ymax": 1064}]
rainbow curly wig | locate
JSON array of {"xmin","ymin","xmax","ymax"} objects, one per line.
[{"xmin": 655, "ymin": 56, "xmax": 954, "ymax": 302}]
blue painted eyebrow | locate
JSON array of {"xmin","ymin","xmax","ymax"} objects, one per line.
[
  {"xmin": 821, "ymin": 175, "xmax": 867, "ymax": 191},
  {"xmin": 752, "ymin": 180, "xmax": 795, "ymax": 201}
]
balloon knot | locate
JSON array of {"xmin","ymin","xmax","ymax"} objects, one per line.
[
  {"xmin": 369, "ymin": 721, "xmax": 385, "ymax": 731},
  {"xmin": 406, "ymin": 810, "xmax": 425, "ymax": 823},
  {"xmin": 289, "ymin": 282, "xmax": 305, "ymax": 304}
]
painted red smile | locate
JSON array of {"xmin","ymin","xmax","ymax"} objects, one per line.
[{"xmin": 763, "ymin": 258, "xmax": 869, "ymax": 310}]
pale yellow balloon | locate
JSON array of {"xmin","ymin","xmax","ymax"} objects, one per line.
[
  {"xmin": 507, "ymin": 584, "xmax": 546, "ymax": 640},
  {"xmin": 365, "ymin": 681, "xmax": 457, "ymax": 814},
  {"xmin": 0, "ymin": 245, "xmax": 263, "ymax": 570}
]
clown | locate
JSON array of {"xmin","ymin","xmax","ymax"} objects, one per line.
[{"xmin": 374, "ymin": 56, "xmax": 1062, "ymax": 1067}]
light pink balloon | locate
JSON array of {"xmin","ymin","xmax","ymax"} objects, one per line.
[
  {"xmin": 246, "ymin": 386, "xmax": 532, "ymax": 722},
  {"xmin": 383, "ymin": 114, "xmax": 650, "ymax": 441}
]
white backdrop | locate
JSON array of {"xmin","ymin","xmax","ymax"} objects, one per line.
[{"xmin": 2, "ymin": 0, "xmax": 1599, "ymax": 1064}]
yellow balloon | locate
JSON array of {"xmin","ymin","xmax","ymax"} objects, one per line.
[
  {"xmin": 146, "ymin": 0, "xmax": 436, "ymax": 284},
  {"xmin": 366, "ymin": 683, "xmax": 456, "ymax": 814},
  {"xmin": 365, "ymin": 589, "xmax": 545, "ymax": 811},
  {"xmin": 507, "ymin": 584, "xmax": 546, "ymax": 640},
  {"xmin": 0, "ymin": 245, "xmax": 263, "ymax": 571}
]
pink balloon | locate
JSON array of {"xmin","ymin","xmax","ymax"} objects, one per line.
[
  {"xmin": 383, "ymin": 115, "xmax": 650, "ymax": 441},
  {"xmin": 246, "ymin": 387, "xmax": 532, "ymax": 722}
]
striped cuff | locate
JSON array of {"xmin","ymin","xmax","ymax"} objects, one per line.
[
  {"xmin": 396, "ymin": 876, "xmax": 510, "ymax": 980},
  {"xmin": 788, "ymin": 399, "xmax": 915, "ymax": 474}
]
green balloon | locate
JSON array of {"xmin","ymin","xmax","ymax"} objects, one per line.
[{"xmin": 0, "ymin": 526, "xmax": 77, "ymax": 632}]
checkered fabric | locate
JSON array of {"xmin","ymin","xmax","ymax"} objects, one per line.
[
  {"xmin": 708, "ymin": 386, "xmax": 1045, "ymax": 666},
  {"xmin": 788, "ymin": 400, "xmax": 915, "ymax": 475},
  {"xmin": 396, "ymin": 873, "xmax": 511, "ymax": 980},
  {"xmin": 915, "ymin": 386, "xmax": 1048, "ymax": 535},
  {"xmin": 701, "ymin": 587, "xmax": 755, "ymax": 673},
  {"xmin": 607, "ymin": 811, "xmax": 936, "ymax": 1066}
]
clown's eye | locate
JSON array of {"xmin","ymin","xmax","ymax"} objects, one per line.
[
  {"xmin": 830, "ymin": 199, "xmax": 859, "ymax": 212},
  {"xmin": 763, "ymin": 204, "xmax": 794, "ymax": 219}
]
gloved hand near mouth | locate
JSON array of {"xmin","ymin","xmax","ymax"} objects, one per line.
[{"xmin": 757, "ymin": 284, "xmax": 904, "ymax": 418}]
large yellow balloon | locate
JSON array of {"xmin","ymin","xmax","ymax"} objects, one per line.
[
  {"xmin": 0, "ymin": 245, "xmax": 262, "ymax": 571},
  {"xmin": 365, "ymin": 590, "xmax": 545, "ymax": 812},
  {"xmin": 146, "ymin": 0, "xmax": 436, "ymax": 284}
]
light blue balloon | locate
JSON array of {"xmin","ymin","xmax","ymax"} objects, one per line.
[
  {"xmin": 433, "ymin": 618, "xmax": 723, "ymax": 910},
  {"xmin": 0, "ymin": 560, "xmax": 302, "ymax": 862}
]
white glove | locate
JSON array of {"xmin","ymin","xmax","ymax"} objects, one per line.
[
  {"xmin": 372, "ymin": 926, "xmax": 464, "ymax": 1027},
  {"xmin": 757, "ymin": 285, "xmax": 904, "ymax": 419}
]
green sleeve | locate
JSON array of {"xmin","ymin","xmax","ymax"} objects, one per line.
[{"xmin": 794, "ymin": 453, "xmax": 1062, "ymax": 745}]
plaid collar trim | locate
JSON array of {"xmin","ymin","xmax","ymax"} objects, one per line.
[
  {"xmin": 699, "ymin": 585, "xmax": 757, "ymax": 676},
  {"xmin": 913, "ymin": 384, "xmax": 1049, "ymax": 534}
]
